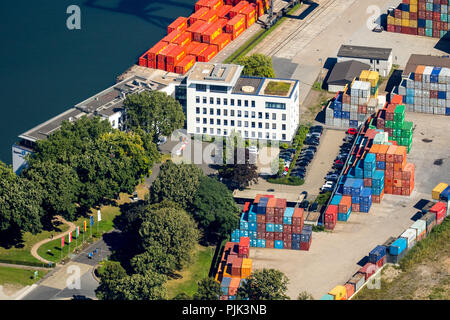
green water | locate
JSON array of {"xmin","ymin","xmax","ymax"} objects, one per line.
[{"xmin": 0, "ymin": 0, "xmax": 195, "ymax": 163}]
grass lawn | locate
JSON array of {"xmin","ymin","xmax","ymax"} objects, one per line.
[
  {"xmin": 264, "ymin": 81, "xmax": 292, "ymax": 96},
  {"xmin": 165, "ymin": 245, "xmax": 215, "ymax": 299},
  {"xmin": 0, "ymin": 266, "xmax": 48, "ymax": 286}
]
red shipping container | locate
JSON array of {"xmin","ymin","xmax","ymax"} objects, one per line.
[
  {"xmin": 199, "ymin": 10, "xmax": 219, "ymax": 24},
  {"xmin": 274, "ymin": 216, "xmax": 282, "ymax": 224},
  {"xmin": 162, "ymin": 30, "xmax": 182, "ymax": 44},
  {"xmin": 219, "ymin": 295, "xmax": 229, "ymax": 300},
  {"xmin": 324, "ymin": 205, "xmax": 337, "ymax": 222},
  {"xmin": 193, "ymin": 22, "xmax": 212, "ymax": 42},
  {"xmin": 139, "ymin": 53, "xmax": 148, "ymax": 67},
  {"xmin": 148, "ymin": 41, "xmax": 170, "ymax": 62},
  {"xmin": 292, "ymin": 225, "xmax": 302, "ymax": 234},
  {"xmin": 256, "ymin": 214, "xmax": 266, "ymax": 224},
  {"xmin": 265, "ymin": 215, "xmax": 274, "ymax": 224},
  {"xmin": 266, "ymin": 240, "xmax": 274, "ymax": 248},
  {"xmin": 157, "ymin": 60, "xmax": 166, "ymax": 71},
  {"xmin": 157, "ymin": 43, "xmax": 177, "ymax": 64},
  {"xmin": 375, "ymin": 256, "xmax": 386, "ymax": 269},
  {"xmin": 265, "ymin": 232, "xmax": 274, "ymax": 240},
  {"xmin": 148, "ymin": 60, "xmax": 156, "ymax": 69},
  {"xmin": 283, "ymin": 225, "xmax": 292, "ymax": 234},
  {"xmin": 429, "ymin": 202, "xmax": 447, "ymax": 221},
  {"xmin": 325, "ymin": 220, "xmax": 336, "ymax": 230},
  {"xmin": 292, "ymin": 208, "xmax": 304, "ymax": 226},
  {"xmin": 364, "ymin": 178, "xmax": 372, "ymax": 187},
  {"xmin": 229, "ymin": 1, "xmax": 249, "ymax": 19},
  {"xmin": 167, "ymin": 16, "xmax": 188, "ymax": 34},
  {"xmin": 166, "ymin": 64, "xmax": 174, "ymax": 73},
  {"xmin": 226, "ymin": 14, "xmax": 246, "ymax": 33},
  {"xmin": 217, "ymin": 4, "xmax": 233, "ymax": 18},
  {"xmin": 174, "ymin": 55, "xmax": 196, "ymax": 74},
  {"xmin": 197, "ymin": 45, "xmax": 218, "ymax": 62},
  {"xmin": 282, "ymin": 233, "xmax": 291, "ymax": 242},
  {"xmin": 393, "ymin": 187, "xmax": 402, "ymax": 195},
  {"xmin": 189, "ymin": 7, "xmax": 209, "ymax": 24},
  {"xmin": 274, "ymin": 232, "xmax": 283, "ymax": 241},
  {"xmin": 300, "ymin": 239, "xmax": 311, "ymax": 251},
  {"xmin": 359, "ymin": 262, "xmax": 378, "ymax": 281},
  {"xmin": 166, "ymin": 45, "xmax": 187, "ymax": 66},
  {"xmin": 211, "ymin": 32, "xmax": 232, "ymax": 51},
  {"xmin": 283, "ymin": 240, "xmax": 292, "ymax": 249},
  {"xmin": 231, "ymin": 257, "xmax": 243, "ymax": 277},
  {"xmin": 257, "ymin": 231, "xmax": 265, "ymax": 239},
  {"xmin": 352, "ymin": 203, "xmax": 360, "ymax": 213}
]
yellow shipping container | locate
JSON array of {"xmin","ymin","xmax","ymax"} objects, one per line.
[
  {"xmin": 360, "ymin": 70, "xmax": 370, "ymax": 82},
  {"xmin": 432, "ymin": 183, "xmax": 448, "ymax": 200},
  {"xmin": 402, "ymin": 19, "xmax": 409, "ymax": 27},
  {"xmin": 410, "ymin": 4, "xmax": 417, "ymax": 13},
  {"xmin": 328, "ymin": 285, "xmax": 347, "ymax": 300},
  {"xmin": 241, "ymin": 258, "xmax": 252, "ymax": 279},
  {"xmin": 368, "ymin": 71, "xmax": 379, "ymax": 87},
  {"xmin": 410, "ymin": 0, "xmax": 417, "ymax": 5},
  {"xmin": 410, "ymin": 20, "xmax": 417, "ymax": 28},
  {"xmin": 387, "ymin": 15, "xmax": 395, "ymax": 25},
  {"xmin": 402, "ymin": 11, "xmax": 409, "ymax": 20},
  {"xmin": 395, "ymin": 18, "xmax": 402, "ymax": 26}
]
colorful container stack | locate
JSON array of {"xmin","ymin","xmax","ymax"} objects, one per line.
[
  {"xmin": 138, "ymin": 0, "xmax": 266, "ymax": 74},
  {"xmin": 386, "ymin": 0, "xmax": 450, "ymax": 38},
  {"xmin": 215, "ymin": 239, "xmax": 252, "ymax": 300},
  {"xmin": 326, "ymin": 71, "xmax": 384, "ymax": 128},
  {"xmin": 231, "ymin": 195, "xmax": 313, "ymax": 251},
  {"xmin": 433, "ymin": 182, "xmax": 450, "ymax": 200},
  {"xmin": 394, "ymin": 65, "xmax": 450, "ymax": 116}
]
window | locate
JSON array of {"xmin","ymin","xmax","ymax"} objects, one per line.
[
  {"xmin": 217, "ymin": 119, "xmax": 221, "ymax": 125},
  {"xmin": 265, "ymin": 123, "xmax": 269, "ymax": 129},
  {"xmin": 238, "ymin": 100, "xmax": 242, "ymax": 106},
  {"xmin": 238, "ymin": 120, "xmax": 242, "ymax": 127},
  {"xmin": 282, "ymin": 134, "xmax": 286, "ymax": 140},
  {"xmin": 272, "ymin": 133, "xmax": 276, "ymax": 140},
  {"xmin": 203, "ymin": 108, "xmax": 207, "ymax": 115},
  {"xmin": 224, "ymin": 98, "xmax": 228, "ymax": 105},
  {"xmin": 210, "ymin": 118, "xmax": 214, "ymax": 125},
  {"xmin": 266, "ymin": 102, "xmax": 286, "ymax": 110},
  {"xmin": 251, "ymin": 111, "xmax": 255, "ymax": 118},
  {"xmin": 112, "ymin": 120, "xmax": 115, "ymax": 127},
  {"xmin": 244, "ymin": 100, "xmax": 248, "ymax": 107},
  {"xmin": 258, "ymin": 132, "xmax": 262, "ymax": 139},
  {"xmin": 231, "ymin": 99, "xmax": 235, "ymax": 106},
  {"xmin": 203, "ymin": 128, "xmax": 207, "ymax": 133},
  {"xmin": 224, "ymin": 109, "xmax": 228, "ymax": 116},
  {"xmin": 196, "ymin": 96, "xmax": 200, "ymax": 103},
  {"xmin": 272, "ymin": 113, "xmax": 276, "ymax": 120},
  {"xmin": 210, "ymin": 108, "xmax": 214, "ymax": 115},
  {"xmin": 231, "ymin": 110, "xmax": 235, "ymax": 117},
  {"xmin": 282, "ymin": 114, "xmax": 286, "ymax": 121},
  {"xmin": 266, "ymin": 133, "xmax": 270, "ymax": 139},
  {"xmin": 370, "ymin": 59, "xmax": 373, "ymax": 64},
  {"xmin": 244, "ymin": 111, "xmax": 248, "ymax": 118},
  {"xmin": 210, "ymin": 97, "xmax": 214, "ymax": 104},
  {"xmin": 272, "ymin": 123, "xmax": 276, "ymax": 130},
  {"xmin": 217, "ymin": 128, "xmax": 221, "ymax": 135},
  {"xmin": 196, "ymin": 84, "xmax": 207, "ymax": 92},
  {"xmin": 251, "ymin": 131, "xmax": 255, "ymax": 138},
  {"xmin": 265, "ymin": 113, "xmax": 269, "ymax": 120},
  {"xmin": 376, "ymin": 59, "xmax": 380, "ymax": 64},
  {"xmin": 196, "ymin": 127, "xmax": 200, "ymax": 133},
  {"xmin": 282, "ymin": 124, "xmax": 286, "ymax": 131},
  {"xmin": 224, "ymin": 119, "xmax": 228, "ymax": 126},
  {"xmin": 203, "ymin": 97, "xmax": 207, "ymax": 104},
  {"xmin": 210, "ymin": 128, "xmax": 214, "ymax": 134},
  {"xmin": 224, "ymin": 129, "xmax": 228, "ymax": 136},
  {"xmin": 231, "ymin": 120, "xmax": 235, "ymax": 126},
  {"xmin": 258, "ymin": 122, "xmax": 262, "ymax": 129},
  {"xmin": 217, "ymin": 98, "xmax": 221, "ymax": 105},
  {"xmin": 245, "ymin": 121, "xmax": 249, "ymax": 127},
  {"xmin": 196, "ymin": 107, "xmax": 200, "ymax": 114},
  {"xmin": 196, "ymin": 117, "xmax": 200, "ymax": 123},
  {"xmin": 245, "ymin": 131, "xmax": 248, "ymax": 138},
  {"xmin": 217, "ymin": 109, "xmax": 221, "ymax": 116},
  {"xmin": 251, "ymin": 100, "xmax": 255, "ymax": 107},
  {"xmin": 210, "ymin": 85, "xmax": 228, "ymax": 93},
  {"xmin": 251, "ymin": 122, "xmax": 255, "ymax": 128},
  {"xmin": 203, "ymin": 118, "xmax": 207, "ymax": 124},
  {"xmin": 258, "ymin": 112, "xmax": 262, "ymax": 119},
  {"xmin": 238, "ymin": 110, "xmax": 242, "ymax": 117}
]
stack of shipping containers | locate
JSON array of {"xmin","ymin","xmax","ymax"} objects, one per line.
[
  {"xmin": 395, "ymin": 65, "xmax": 450, "ymax": 116},
  {"xmin": 325, "ymin": 102, "xmax": 416, "ymax": 230},
  {"xmin": 326, "ymin": 71, "xmax": 384, "ymax": 129},
  {"xmin": 386, "ymin": 0, "xmax": 450, "ymax": 38},
  {"xmin": 138, "ymin": 0, "xmax": 267, "ymax": 75},
  {"xmin": 231, "ymin": 195, "xmax": 313, "ymax": 251}
]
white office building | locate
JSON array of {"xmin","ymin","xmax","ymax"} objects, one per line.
[{"xmin": 185, "ymin": 62, "xmax": 300, "ymax": 142}]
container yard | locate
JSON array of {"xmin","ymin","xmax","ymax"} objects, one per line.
[
  {"xmin": 138, "ymin": 0, "xmax": 267, "ymax": 75},
  {"xmin": 387, "ymin": 0, "xmax": 450, "ymax": 38}
]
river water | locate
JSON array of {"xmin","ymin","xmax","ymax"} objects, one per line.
[{"xmin": 0, "ymin": 0, "xmax": 195, "ymax": 163}]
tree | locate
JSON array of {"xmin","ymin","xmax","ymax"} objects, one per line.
[
  {"xmin": 96, "ymin": 270, "xmax": 167, "ymax": 300},
  {"xmin": 131, "ymin": 246, "xmax": 178, "ymax": 275},
  {"xmin": 150, "ymin": 161, "xmax": 203, "ymax": 209},
  {"xmin": 173, "ymin": 292, "xmax": 192, "ymax": 300},
  {"xmin": 236, "ymin": 54, "xmax": 276, "ymax": 78},
  {"xmin": 21, "ymin": 161, "xmax": 80, "ymax": 221},
  {"xmin": 123, "ymin": 91, "xmax": 185, "ymax": 142},
  {"xmin": 193, "ymin": 278, "xmax": 221, "ymax": 300},
  {"xmin": 236, "ymin": 269, "xmax": 290, "ymax": 300},
  {"xmin": 138, "ymin": 203, "xmax": 199, "ymax": 272},
  {"xmin": 191, "ymin": 176, "xmax": 240, "ymax": 243},
  {"xmin": 96, "ymin": 261, "xmax": 127, "ymax": 282},
  {"xmin": 297, "ymin": 291, "xmax": 314, "ymax": 300},
  {"xmin": 219, "ymin": 148, "xmax": 258, "ymax": 190}
]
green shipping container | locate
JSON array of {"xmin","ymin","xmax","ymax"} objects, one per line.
[
  {"xmin": 401, "ymin": 121, "xmax": 413, "ymax": 138},
  {"xmin": 385, "ymin": 120, "xmax": 393, "ymax": 129},
  {"xmin": 426, "ymin": 28, "xmax": 433, "ymax": 37},
  {"xmin": 426, "ymin": 3, "xmax": 433, "ymax": 11},
  {"xmin": 441, "ymin": 14, "xmax": 447, "ymax": 23}
]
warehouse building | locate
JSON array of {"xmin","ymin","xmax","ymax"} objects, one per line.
[
  {"xmin": 402, "ymin": 54, "xmax": 450, "ymax": 79},
  {"xmin": 326, "ymin": 60, "xmax": 371, "ymax": 93},
  {"xmin": 12, "ymin": 75, "xmax": 172, "ymax": 174},
  {"xmin": 185, "ymin": 62, "xmax": 300, "ymax": 142},
  {"xmin": 337, "ymin": 45, "xmax": 393, "ymax": 77}
]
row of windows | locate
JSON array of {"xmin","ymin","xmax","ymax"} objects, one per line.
[
  {"xmin": 195, "ymin": 127, "xmax": 287, "ymax": 140},
  {"xmin": 195, "ymin": 107, "xmax": 287, "ymax": 120},
  {"xmin": 195, "ymin": 117, "xmax": 287, "ymax": 130},
  {"xmin": 195, "ymin": 96, "xmax": 256, "ymax": 107}
]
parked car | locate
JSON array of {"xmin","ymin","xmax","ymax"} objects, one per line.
[
  {"xmin": 325, "ymin": 174, "xmax": 339, "ymax": 181},
  {"xmin": 333, "ymin": 163, "xmax": 344, "ymax": 170},
  {"xmin": 347, "ymin": 128, "xmax": 358, "ymax": 135},
  {"xmin": 335, "ymin": 159, "xmax": 344, "ymax": 165},
  {"xmin": 309, "ymin": 125, "xmax": 323, "ymax": 134},
  {"xmin": 301, "ymin": 191, "xmax": 308, "ymax": 198},
  {"xmin": 299, "ymin": 200, "xmax": 309, "ymax": 209},
  {"xmin": 308, "ymin": 202, "xmax": 319, "ymax": 212},
  {"xmin": 321, "ymin": 181, "xmax": 335, "ymax": 191}
]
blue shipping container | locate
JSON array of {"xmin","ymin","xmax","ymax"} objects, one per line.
[
  {"xmin": 331, "ymin": 195, "xmax": 342, "ymax": 206},
  {"xmin": 265, "ymin": 223, "xmax": 275, "ymax": 232},
  {"xmin": 275, "ymin": 240, "xmax": 283, "ymax": 249},
  {"xmin": 390, "ymin": 238, "xmax": 407, "ymax": 255},
  {"xmin": 369, "ymin": 245, "xmax": 386, "ymax": 263},
  {"xmin": 283, "ymin": 207, "xmax": 294, "ymax": 225},
  {"xmin": 257, "ymin": 239, "xmax": 266, "ymax": 248},
  {"xmin": 274, "ymin": 224, "xmax": 283, "ymax": 232}
]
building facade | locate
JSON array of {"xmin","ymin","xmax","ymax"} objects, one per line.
[
  {"xmin": 186, "ymin": 62, "xmax": 300, "ymax": 142},
  {"xmin": 337, "ymin": 45, "xmax": 393, "ymax": 77}
]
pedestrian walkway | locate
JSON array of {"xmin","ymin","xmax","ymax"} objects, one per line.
[{"xmin": 30, "ymin": 216, "xmax": 76, "ymax": 266}]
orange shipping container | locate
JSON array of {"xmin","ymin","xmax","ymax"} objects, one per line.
[
  {"xmin": 197, "ymin": 45, "xmax": 218, "ymax": 62},
  {"xmin": 229, "ymin": 1, "xmax": 249, "ymax": 19},
  {"xmin": 139, "ymin": 53, "xmax": 148, "ymax": 67},
  {"xmin": 157, "ymin": 43, "xmax": 177, "ymax": 64},
  {"xmin": 217, "ymin": 4, "xmax": 233, "ymax": 18},
  {"xmin": 190, "ymin": 7, "xmax": 209, "ymax": 24},
  {"xmin": 167, "ymin": 16, "xmax": 188, "ymax": 34},
  {"xmin": 166, "ymin": 63, "xmax": 175, "ymax": 73},
  {"xmin": 401, "ymin": 163, "xmax": 415, "ymax": 180},
  {"xmin": 394, "ymin": 161, "xmax": 405, "ymax": 172},
  {"xmin": 161, "ymin": 30, "xmax": 182, "ymax": 44},
  {"xmin": 256, "ymin": 0, "xmax": 265, "ymax": 17},
  {"xmin": 148, "ymin": 60, "xmax": 156, "ymax": 69},
  {"xmin": 386, "ymin": 145, "xmax": 397, "ymax": 163},
  {"xmin": 376, "ymin": 144, "xmax": 389, "ymax": 162},
  {"xmin": 226, "ymin": 14, "xmax": 246, "ymax": 33},
  {"xmin": 185, "ymin": 41, "xmax": 202, "ymax": 54},
  {"xmin": 232, "ymin": 24, "xmax": 245, "ymax": 40},
  {"xmin": 246, "ymin": 14, "xmax": 256, "ymax": 28},
  {"xmin": 195, "ymin": 0, "xmax": 210, "ymax": 11},
  {"xmin": 187, "ymin": 20, "xmax": 205, "ymax": 34},
  {"xmin": 148, "ymin": 41, "xmax": 169, "ymax": 62},
  {"xmin": 228, "ymin": 277, "xmax": 241, "ymax": 296},
  {"xmin": 345, "ymin": 283, "xmax": 355, "ymax": 299},
  {"xmin": 207, "ymin": 0, "xmax": 224, "ymax": 11},
  {"xmin": 202, "ymin": 21, "xmax": 224, "ymax": 43},
  {"xmin": 241, "ymin": 258, "xmax": 252, "ymax": 279},
  {"xmin": 175, "ymin": 55, "xmax": 196, "ymax": 74},
  {"xmin": 211, "ymin": 33, "xmax": 232, "ymax": 51},
  {"xmin": 241, "ymin": 3, "xmax": 256, "ymax": 21},
  {"xmin": 193, "ymin": 22, "xmax": 212, "ymax": 42},
  {"xmin": 173, "ymin": 32, "xmax": 191, "ymax": 48},
  {"xmin": 199, "ymin": 10, "xmax": 218, "ymax": 24},
  {"xmin": 166, "ymin": 45, "xmax": 187, "ymax": 66},
  {"xmin": 190, "ymin": 42, "xmax": 209, "ymax": 58},
  {"xmin": 369, "ymin": 144, "xmax": 380, "ymax": 155},
  {"xmin": 338, "ymin": 196, "xmax": 352, "ymax": 213},
  {"xmin": 394, "ymin": 146, "xmax": 407, "ymax": 164}
]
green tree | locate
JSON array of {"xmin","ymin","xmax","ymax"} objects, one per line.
[
  {"xmin": 236, "ymin": 54, "xmax": 276, "ymax": 78},
  {"xmin": 21, "ymin": 161, "xmax": 80, "ymax": 221},
  {"xmin": 96, "ymin": 270, "xmax": 167, "ymax": 300},
  {"xmin": 191, "ymin": 176, "xmax": 240, "ymax": 243},
  {"xmin": 236, "ymin": 269, "xmax": 290, "ymax": 300},
  {"xmin": 123, "ymin": 91, "xmax": 185, "ymax": 142},
  {"xmin": 96, "ymin": 261, "xmax": 127, "ymax": 282},
  {"xmin": 193, "ymin": 278, "xmax": 221, "ymax": 300},
  {"xmin": 219, "ymin": 148, "xmax": 258, "ymax": 190},
  {"xmin": 297, "ymin": 291, "xmax": 314, "ymax": 300},
  {"xmin": 150, "ymin": 161, "xmax": 203, "ymax": 209},
  {"xmin": 173, "ymin": 292, "xmax": 192, "ymax": 300},
  {"xmin": 138, "ymin": 203, "xmax": 200, "ymax": 272},
  {"xmin": 131, "ymin": 246, "xmax": 178, "ymax": 275}
]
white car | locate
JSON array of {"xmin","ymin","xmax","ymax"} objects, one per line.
[
  {"xmin": 321, "ymin": 181, "xmax": 335, "ymax": 191},
  {"xmin": 248, "ymin": 146, "xmax": 258, "ymax": 154}
]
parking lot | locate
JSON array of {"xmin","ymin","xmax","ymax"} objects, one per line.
[{"xmin": 249, "ymin": 113, "xmax": 450, "ymax": 299}]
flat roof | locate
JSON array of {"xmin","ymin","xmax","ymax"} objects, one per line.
[
  {"xmin": 259, "ymin": 78, "xmax": 297, "ymax": 98},
  {"xmin": 232, "ymin": 77, "xmax": 264, "ymax": 95},
  {"xmin": 403, "ymin": 54, "xmax": 450, "ymax": 77},
  {"xmin": 187, "ymin": 62, "xmax": 243, "ymax": 86},
  {"xmin": 327, "ymin": 60, "xmax": 371, "ymax": 85},
  {"xmin": 338, "ymin": 45, "xmax": 392, "ymax": 61}
]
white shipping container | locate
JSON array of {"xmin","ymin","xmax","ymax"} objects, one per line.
[
  {"xmin": 414, "ymin": 105, "xmax": 423, "ymax": 113},
  {"xmin": 438, "ymin": 68, "xmax": 449, "ymax": 84},
  {"xmin": 438, "ymin": 99, "xmax": 446, "ymax": 107},
  {"xmin": 401, "ymin": 229, "xmax": 416, "ymax": 248},
  {"xmin": 333, "ymin": 118, "xmax": 342, "ymax": 127},
  {"xmin": 430, "ymin": 98, "xmax": 438, "ymax": 107},
  {"xmin": 414, "ymin": 81, "xmax": 422, "ymax": 89},
  {"xmin": 430, "ymin": 82, "xmax": 438, "ymax": 91},
  {"xmin": 342, "ymin": 104, "xmax": 350, "ymax": 112},
  {"xmin": 438, "ymin": 83, "xmax": 446, "ymax": 91},
  {"xmin": 410, "ymin": 220, "xmax": 426, "ymax": 236},
  {"xmin": 423, "ymin": 66, "xmax": 433, "ymax": 82},
  {"xmin": 406, "ymin": 104, "xmax": 414, "ymax": 112},
  {"xmin": 422, "ymin": 90, "xmax": 430, "ymax": 98},
  {"xmin": 341, "ymin": 119, "xmax": 349, "ymax": 128},
  {"xmin": 423, "ymin": 82, "xmax": 430, "ymax": 90},
  {"xmin": 447, "ymin": 100, "xmax": 450, "ymax": 108}
]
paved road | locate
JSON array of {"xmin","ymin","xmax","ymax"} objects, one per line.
[{"xmin": 21, "ymin": 231, "xmax": 122, "ymax": 300}]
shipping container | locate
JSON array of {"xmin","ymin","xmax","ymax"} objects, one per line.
[
  {"xmin": 167, "ymin": 16, "xmax": 188, "ymax": 34},
  {"xmin": 148, "ymin": 41, "xmax": 170, "ymax": 62},
  {"xmin": 226, "ymin": 14, "xmax": 246, "ymax": 33},
  {"xmin": 328, "ymin": 285, "xmax": 347, "ymax": 300}
]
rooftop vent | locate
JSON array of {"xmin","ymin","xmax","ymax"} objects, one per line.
[{"xmin": 242, "ymin": 86, "xmax": 255, "ymax": 93}]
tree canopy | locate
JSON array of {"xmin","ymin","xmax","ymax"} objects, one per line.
[
  {"xmin": 150, "ymin": 161, "xmax": 204, "ymax": 209},
  {"xmin": 193, "ymin": 278, "xmax": 221, "ymax": 300},
  {"xmin": 236, "ymin": 54, "xmax": 276, "ymax": 78},
  {"xmin": 123, "ymin": 91, "xmax": 185, "ymax": 142},
  {"xmin": 219, "ymin": 148, "xmax": 258, "ymax": 190},
  {"xmin": 236, "ymin": 269, "xmax": 290, "ymax": 300},
  {"xmin": 191, "ymin": 176, "xmax": 240, "ymax": 243}
]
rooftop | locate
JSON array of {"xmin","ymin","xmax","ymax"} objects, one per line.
[
  {"xmin": 403, "ymin": 54, "xmax": 450, "ymax": 77},
  {"xmin": 232, "ymin": 77, "xmax": 264, "ymax": 95},
  {"xmin": 231, "ymin": 76, "xmax": 297, "ymax": 98},
  {"xmin": 337, "ymin": 45, "xmax": 392, "ymax": 61},
  {"xmin": 187, "ymin": 62, "xmax": 243, "ymax": 86},
  {"xmin": 327, "ymin": 60, "xmax": 371, "ymax": 85}
]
